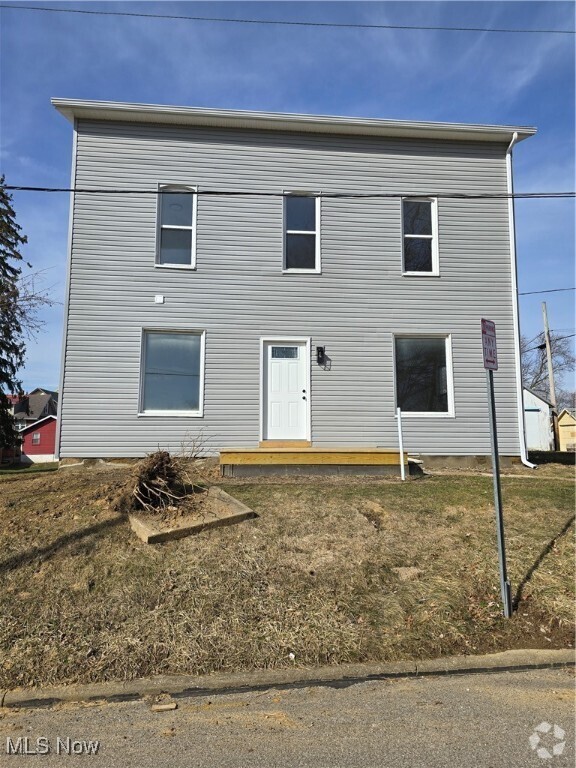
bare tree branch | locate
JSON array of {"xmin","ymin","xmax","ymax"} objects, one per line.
[{"xmin": 521, "ymin": 332, "xmax": 576, "ymax": 401}]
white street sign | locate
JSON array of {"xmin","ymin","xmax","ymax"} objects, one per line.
[{"xmin": 481, "ymin": 318, "xmax": 498, "ymax": 371}]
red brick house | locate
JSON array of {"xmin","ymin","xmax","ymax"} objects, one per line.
[{"xmin": 19, "ymin": 416, "xmax": 57, "ymax": 464}]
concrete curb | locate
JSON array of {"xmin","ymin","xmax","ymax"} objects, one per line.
[{"xmin": 1, "ymin": 648, "xmax": 573, "ymax": 710}]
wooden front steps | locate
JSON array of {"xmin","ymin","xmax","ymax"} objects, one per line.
[
  {"xmin": 258, "ymin": 440, "xmax": 312, "ymax": 448},
  {"xmin": 220, "ymin": 446, "xmax": 407, "ymax": 477}
]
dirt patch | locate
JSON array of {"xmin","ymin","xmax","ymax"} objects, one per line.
[
  {"xmin": 0, "ymin": 466, "xmax": 573, "ymax": 690},
  {"xmin": 124, "ymin": 486, "xmax": 210, "ymax": 530},
  {"xmin": 392, "ymin": 567, "xmax": 422, "ymax": 582},
  {"xmin": 357, "ymin": 500, "xmax": 391, "ymax": 530},
  {"xmin": 431, "ymin": 463, "xmax": 575, "ymax": 480},
  {"xmin": 129, "ymin": 487, "xmax": 256, "ymax": 543}
]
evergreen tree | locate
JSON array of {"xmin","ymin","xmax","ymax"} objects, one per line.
[{"xmin": 0, "ymin": 176, "xmax": 28, "ymax": 449}]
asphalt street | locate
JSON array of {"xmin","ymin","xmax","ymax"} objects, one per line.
[{"xmin": 0, "ymin": 667, "xmax": 573, "ymax": 767}]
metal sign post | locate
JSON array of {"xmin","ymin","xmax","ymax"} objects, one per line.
[{"xmin": 481, "ymin": 319, "xmax": 512, "ymax": 618}]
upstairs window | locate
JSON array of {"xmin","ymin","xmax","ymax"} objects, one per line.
[
  {"xmin": 157, "ymin": 186, "xmax": 197, "ymax": 268},
  {"xmin": 402, "ymin": 198, "xmax": 439, "ymax": 275},
  {"xmin": 283, "ymin": 195, "xmax": 321, "ymax": 272}
]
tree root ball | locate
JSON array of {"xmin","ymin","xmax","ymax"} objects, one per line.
[{"xmin": 114, "ymin": 451, "xmax": 188, "ymax": 514}]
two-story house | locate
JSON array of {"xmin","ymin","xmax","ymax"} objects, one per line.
[
  {"xmin": 13, "ymin": 388, "xmax": 59, "ymax": 431},
  {"xmin": 53, "ymin": 99, "xmax": 535, "ymax": 471}
]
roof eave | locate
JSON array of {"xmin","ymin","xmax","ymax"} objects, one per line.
[
  {"xmin": 19, "ymin": 415, "xmax": 57, "ymax": 433},
  {"xmin": 52, "ymin": 99, "xmax": 537, "ymax": 144},
  {"xmin": 524, "ymin": 387, "xmax": 555, "ymax": 408}
]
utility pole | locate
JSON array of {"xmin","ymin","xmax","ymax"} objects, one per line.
[
  {"xmin": 541, "ymin": 301, "xmax": 559, "ymax": 450},
  {"xmin": 541, "ymin": 302, "xmax": 557, "ymax": 409}
]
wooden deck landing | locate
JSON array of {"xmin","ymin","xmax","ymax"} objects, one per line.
[{"xmin": 220, "ymin": 447, "xmax": 407, "ymax": 466}]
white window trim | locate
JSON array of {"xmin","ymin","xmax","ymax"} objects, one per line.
[
  {"xmin": 393, "ymin": 333, "xmax": 455, "ymax": 418},
  {"xmin": 401, "ymin": 197, "xmax": 439, "ymax": 277},
  {"xmin": 138, "ymin": 328, "xmax": 206, "ymax": 417},
  {"xmin": 155, "ymin": 183, "xmax": 198, "ymax": 270},
  {"xmin": 282, "ymin": 193, "xmax": 321, "ymax": 274},
  {"xmin": 259, "ymin": 336, "xmax": 312, "ymax": 442},
  {"xmin": 32, "ymin": 433, "xmax": 41, "ymax": 445}
]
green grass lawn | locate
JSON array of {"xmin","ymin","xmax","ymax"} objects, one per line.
[{"xmin": 0, "ymin": 462, "xmax": 59, "ymax": 475}]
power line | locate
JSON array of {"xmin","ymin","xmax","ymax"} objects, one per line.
[
  {"xmin": 524, "ymin": 329, "xmax": 575, "ymax": 343},
  {"xmin": 4, "ymin": 186, "xmax": 576, "ymax": 200},
  {"xmin": 519, "ymin": 287, "xmax": 576, "ymax": 296},
  {"xmin": 524, "ymin": 333, "xmax": 576, "ymax": 353},
  {"xmin": 0, "ymin": 4, "xmax": 573, "ymax": 35}
]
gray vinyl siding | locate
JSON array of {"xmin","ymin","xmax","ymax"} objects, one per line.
[{"xmin": 60, "ymin": 119, "xmax": 520, "ymax": 457}]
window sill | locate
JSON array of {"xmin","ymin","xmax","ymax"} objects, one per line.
[
  {"xmin": 154, "ymin": 264, "xmax": 196, "ymax": 271},
  {"xmin": 138, "ymin": 411, "xmax": 204, "ymax": 418},
  {"xmin": 395, "ymin": 411, "xmax": 454, "ymax": 419},
  {"xmin": 402, "ymin": 272, "xmax": 440, "ymax": 278},
  {"xmin": 282, "ymin": 268, "xmax": 322, "ymax": 275}
]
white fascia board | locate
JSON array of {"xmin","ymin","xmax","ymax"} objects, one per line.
[
  {"xmin": 51, "ymin": 99, "xmax": 537, "ymax": 144},
  {"xmin": 20, "ymin": 415, "xmax": 57, "ymax": 433}
]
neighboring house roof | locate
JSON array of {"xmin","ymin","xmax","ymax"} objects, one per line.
[
  {"xmin": 28, "ymin": 387, "xmax": 59, "ymax": 399},
  {"xmin": 19, "ymin": 415, "xmax": 57, "ymax": 434},
  {"xmin": 52, "ymin": 99, "xmax": 537, "ymax": 145},
  {"xmin": 523, "ymin": 388, "xmax": 555, "ymax": 408},
  {"xmin": 558, "ymin": 409, "xmax": 576, "ymax": 422},
  {"xmin": 13, "ymin": 391, "xmax": 58, "ymax": 422}
]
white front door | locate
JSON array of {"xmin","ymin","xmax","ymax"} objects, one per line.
[{"xmin": 263, "ymin": 341, "xmax": 309, "ymax": 440}]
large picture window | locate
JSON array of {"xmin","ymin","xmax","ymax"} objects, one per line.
[
  {"xmin": 140, "ymin": 331, "xmax": 204, "ymax": 415},
  {"xmin": 402, "ymin": 198, "xmax": 438, "ymax": 275},
  {"xmin": 395, "ymin": 336, "xmax": 452, "ymax": 414},
  {"xmin": 283, "ymin": 194, "xmax": 320, "ymax": 272},
  {"xmin": 156, "ymin": 185, "xmax": 197, "ymax": 267}
]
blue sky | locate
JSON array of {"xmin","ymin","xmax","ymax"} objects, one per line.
[{"xmin": 0, "ymin": 1, "xmax": 574, "ymax": 392}]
